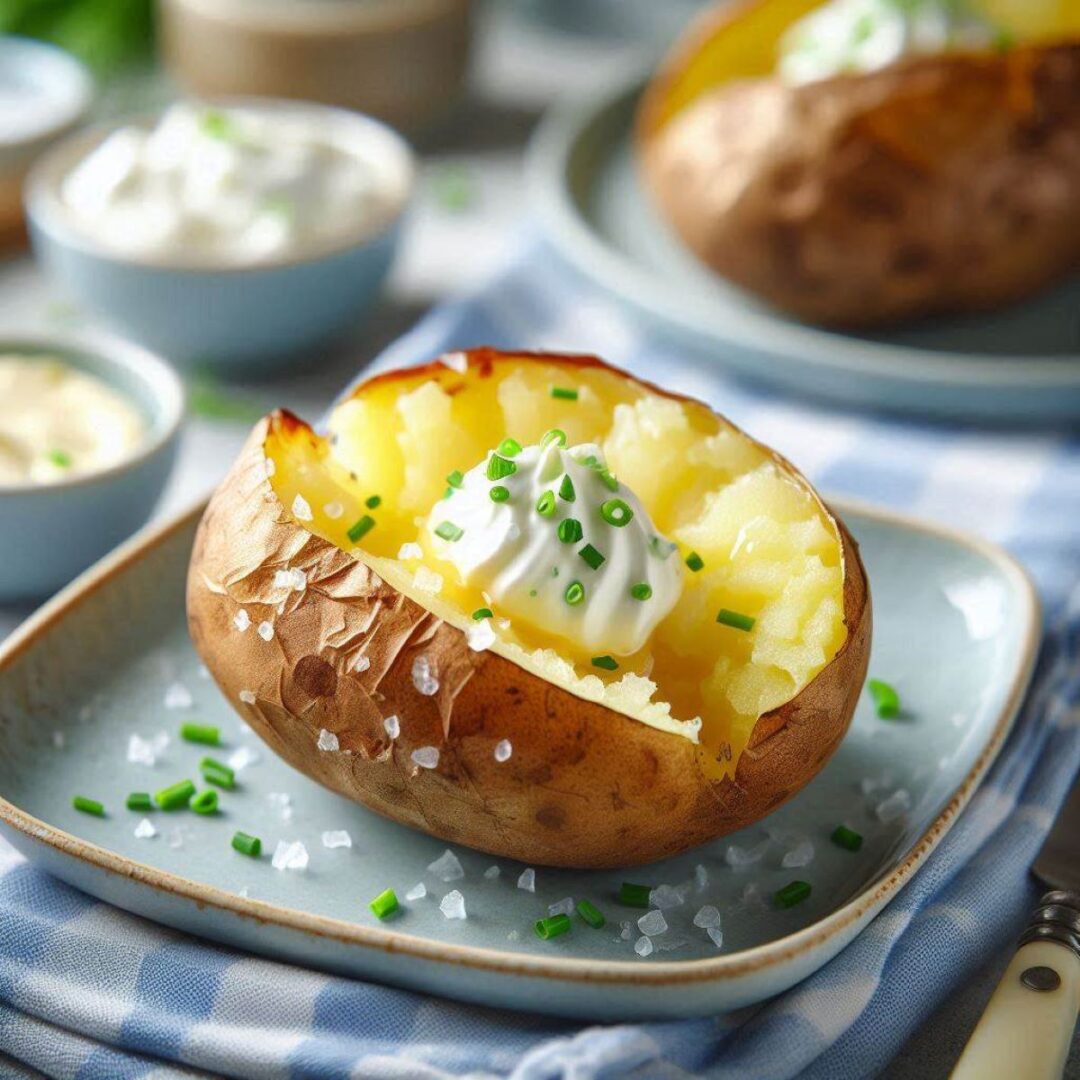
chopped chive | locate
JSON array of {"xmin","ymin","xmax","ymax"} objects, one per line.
[
  {"xmin": 534, "ymin": 913, "xmax": 572, "ymax": 940},
  {"xmin": 472, "ymin": 607, "xmax": 493, "ymax": 620},
  {"xmin": 619, "ymin": 882, "xmax": 651, "ymax": 908},
  {"xmin": 592, "ymin": 655, "xmax": 618, "ymax": 671},
  {"xmin": 490, "ymin": 485, "xmax": 511, "ymax": 503},
  {"xmin": 154, "ymin": 779, "xmax": 196, "ymax": 811},
  {"xmin": 369, "ymin": 888, "xmax": 399, "ymax": 919},
  {"xmin": 348, "ymin": 515, "xmax": 376, "ymax": 542},
  {"xmin": 650, "ymin": 535, "xmax": 676, "ymax": 560},
  {"xmin": 72, "ymin": 795, "xmax": 104, "ymax": 817},
  {"xmin": 579, "ymin": 543, "xmax": 605, "ymax": 570},
  {"xmin": 550, "ymin": 386, "xmax": 578, "ymax": 401},
  {"xmin": 685, "ymin": 552, "xmax": 704, "ymax": 572},
  {"xmin": 435, "ymin": 521, "xmax": 464, "ymax": 542},
  {"xmin": 190, "ymin": 789, "xmax": 219, "ymax": 815},
  {"xmin": 181, "ymin": 723, "xmax": 221, "ymax": 746},
  {"xmin": 867, "ymin": 679, "xmax": 900, "ymax": 719},
  {"xmin": 600, "ymin": 498, "xmax": 633, "ymax": 527},
  {"xmin": 126, "ymin": 792, "xmax": 153, "ymax": 812},
  {"xmin": 630, "ymin": 583, "xmax": 652, "ymax": 601},
  {"xmin": 541, "ymin": 428, "xmax": 567, "ymax": 448},
  {"xmin": 443, "ymin": 487, "xmax": 454, "ymax": 500},
  {"xmin": 579, "ymin": 454, "xmax": 599, "ymax": 468},
  {"xmin": 365, "ymin": 495, "xmax": 381, "ymax": 509},
  {"xmin": 498, "ymin": 437, "xmax": 522, "ymax": 458},
  {"xmin": 200, "ymin": 108, "xmax": 236, "ymax": 141},
  {"xmin": 559, "ymin": 475, "xmax": 576, "ymax": 502},
  {"xmin": 536, "ymin": 491, "xmax": 556, "ymax": 517},
  {"xmin": 775, "ymin": 880, "xmax": 812, "ymax": 909},
  {"xmin": 716, "ymin": 609, "xmax": 755, "ymax": 632},
  {"xmin": 576, "ymin": 899, "xmax": 606, "ymax": 929},
  {"xmin": 831, "ymin": 825, "xmax": 863, "ymax": 852},
  {"xmin": 557, "ymin": 518, "xmax": 583, "ymax": 544},
  {"xmin": 446, "ymin": 470, "xmax": 464, "ymax": 489},
  {"xmin": 487, "ymin": 454, "xmax": 517, "ymax": 481},
  {"xmin": 597, "ymin": 468, "xmax": 619, "ymax": 492},
  {"xmin": 47, "ymin": 448, "xmax": 73, "ymax": 468},
  {"xmin": 231, "ymin": 831, "xmax": 261, "ymax": 857},
  {"xmin": 200, "ymin": 757, "xmax": 235, "ymax": 790},
  {"xmin": 564, "ymin": 581, "xmax": 585, "ymax": 606}
]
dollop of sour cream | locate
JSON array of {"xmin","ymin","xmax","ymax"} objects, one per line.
[
  {"xmin": 0, "ymin": 355, "xmax": 145, "ymax": 486},
  {"xmin": 426, "ymin": 435, "xmax": 683, "ymax": 657},
  {"xmin": 778, "ymin": 0, "xmax": 1001, "ymax": 85},
  {"xmin": 61, "ymin": 103, "xmax": 403, "ymax": 266}
]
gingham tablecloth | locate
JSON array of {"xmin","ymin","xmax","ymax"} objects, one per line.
[{"xmin": 2, "ymin": 238, "xmax": 1079, "ymax": 1079}]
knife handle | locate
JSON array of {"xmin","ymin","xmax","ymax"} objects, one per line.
[{"xmin": 951, "ymin": 891, "xmax": 1080, "ymax": 1080}]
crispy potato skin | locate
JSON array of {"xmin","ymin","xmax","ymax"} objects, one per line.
[
  {"xmin": 186, "ymin": 351, "xmax": 870, "ymax": 868},
  {"xmin": 639, "ymin": 9, "xmax": 1080, "ymax": 328}
]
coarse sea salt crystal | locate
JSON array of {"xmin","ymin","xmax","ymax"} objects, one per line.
[
  {"xmin": 228, "ymin": 745, "xmax": 260, "ymax": 772},
  {"xmin": 237, "ymin": 886, "xmax": 251, "ymax": 899},
  {"xmin": 234, "ymin": 610, "xmax": 251, "ymax": 632},
  {"xmin": 289, "ymin": 568, "xmax": 307, "ymax": 591},
  {"xmin": 693, "ymin": 905, "xmax": 721, "ymax": 930},
  {"xmin": 725, "ymin": 837, "xmax": 770, "ymax": 869},
  {"xmin": 292, "ymin": 494, "xmax": 313, "ymax": 521},
  {"xmin": 467, "ymin": 620, "xmax": 497, "ymax": 652},
  {"xmin": 876, "ymin": 788, "xmax": 912, "ymax": 823},
  {"xmin": 439, "ymin": 890, "xmax": 466, "ymax": 920},
  {"xmin": 411, "ymin": 656, "xmax": 439, "ymax": 696},
  {"xmin": 257, "ymin": 621, "xmax": 274, "ymax": 641},
  {"xmin": 781, "ymin": 838, "xmax": 815, "ymax": 869},
  {"xmin": 494, "ymin": 739, "xmax": 512, "ymax": 763},
  {"xmin": 411, "ymin": 746, "xmax": 439, "ymax": 769},
  {"xmin": 322, "ymin": 830, "xmax": 352, "ymax": 849},
  {"xmin": 383, "ymin": 715, "xmax": 401, "ymax": 739},
  {"xmin": 507, "ymin": 929, "xmax": 520, "ymax": 941},
  {"xmin": 707, "ymin": 927, "xmax": 724, "ymax": 948},
  {"xmin": 317, "ymin": 729, "xmax": 339, "ymax": 752},
  {"xmin": 273, "ymin": 570, "xmax": 292, "ymax": 589},
  {"xmin": 740, "ymin": 882, "xmax": 763, "ymax": 908},
  {"xmin": 127, "ymin": 731, "xmax": 169, "ymax": 767},
  {"xmin": 323, "ymin": 501, "xmax": 344, "ymax": 519},
  {"xmin": 397, "ymin": 542, "xmax": 423, "ymax": 561},
  {"xmin": 163, "ymin": 682, "xmax": 192, "ymax": 710},
  {"xmin": 441, "ymin": 350, "xmax": 468, "ymax": 373},
  {"xmin": 267, "ymin": 792, "xmax": 293, "ymax": 822},
  {"xmin": 649, "ymin": 883, "xmax": 688, "ymax": 910},
  {"xmin": 517, "ymin": 868, "xmax": 536, "ymax": 892},
  {"xmin": 620, "ymin": 921, "xmax": 633, "ymax": 941},
  {"xmin": 167, "ymin": 825, "xmax": 190, "ymax": 850},
  {"xmin": 239, "ymin": 689, "xmax": 256, "ymax": 705},
  {"xmin": 694, "ymin": 864, "xmax": 708, "ymax": 891},
  {"xmin": 549, "ymin": 897, "xmax": 575, "ymax": 917},
  {"xmin": 134, "ymin": 818, "xmax": 157, "ymax": 840},
  {"xmin": 354, "ymin": 655, "xmax": 371, "ymax": 673},
  {"xmin": 272, "ymin": 840, "xmax": 309, "ymax": 871},
  {"xmin": 428, "ymin": 849, "xmax": 465, "ymax": 882},
  {"xmin": 484, "ymin": 865, "xmax": 501, "ymax": 880},
  {"xmin": 634, "ymin": 936, "xmax": 654, "ymax": 957},
  {"xmin": 405, "ymin": 882, "xmax": 427, "ymax": 901},
  {"xmin": 637, "ymin": 910, "xmax": 668, "ymax": 936},
  {"xmin": 264, "ymin": 457, "xmax": 276, "ymax": 478},
  {"xmin": 413, "ymin": 567, "xmax": 443, "ymax": 595}
]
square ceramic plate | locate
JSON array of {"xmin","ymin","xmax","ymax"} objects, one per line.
[{"xmin": 0, "ymin": 500, "xmax": 1039, "ymax": 1021}]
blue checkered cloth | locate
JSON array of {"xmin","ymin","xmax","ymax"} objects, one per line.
[{"xmin": 2, "ymin": 237, "xmax": 1079, "ymax": 1079}]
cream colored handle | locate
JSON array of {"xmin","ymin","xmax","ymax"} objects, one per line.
[{"xmin": 951, "ymin": 939, "xmax": 1080, "ymax": 1080}]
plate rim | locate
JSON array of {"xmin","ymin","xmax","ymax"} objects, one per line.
[
  {"xmin": 0, "ymin": 498, "xmax": 1041, "ymax": 987},
  {"xmin": 526, "ymin": 74, "xmax": 1080, "ymax": 391}
]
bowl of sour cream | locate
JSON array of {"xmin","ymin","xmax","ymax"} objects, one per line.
[
  {"xmin": 25, "ymin": 100, "xmax": 414, "ymax": 372},
  {"xmin": 0, "ymin": 336, "xmax": 183, "ymax": 601}
]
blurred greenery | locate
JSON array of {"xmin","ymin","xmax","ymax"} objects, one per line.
[{"xmin": 0, "ymin": 0, "xmax": 154, "ymax": 75}]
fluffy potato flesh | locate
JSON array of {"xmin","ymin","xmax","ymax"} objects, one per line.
[{"xmin": 265, "ymin": 352, "xmax": 847, "ymax": 779}]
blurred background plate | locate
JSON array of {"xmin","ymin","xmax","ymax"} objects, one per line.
[{"xmin": 528, "ymin": 79, "xmax": 1080, "ymax": 424}]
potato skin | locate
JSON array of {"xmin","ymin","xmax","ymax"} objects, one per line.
[
  {"xmin": 186, "ymin": 351, "xmax": 871, "ymax": 868},
  {"xmin": 639, "ymin": 10, "xmax": 1080, "ymax": 328}
]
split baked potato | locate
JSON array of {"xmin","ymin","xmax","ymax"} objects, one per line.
[
  {"xmin": 638, "ymin": 0, "xmax": 1080, "ymax": 327},
  {"xmin": 187, "ymin": 349, "xmax": 870, "ymax": 868}
]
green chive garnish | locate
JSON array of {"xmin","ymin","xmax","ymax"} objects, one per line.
[
  {"xmin": 831, "ymin": 825, "xmax": 863, "ymax": 852},
  {"xmin": 867, "ymin": 679, "xmax": 900, "ymax": 719},
  {"xmin": 490, "ymin": 485, "xmax": 510, "ymax": 503},
  {"xmin": 200, "ymin": 757, "xmax": 235, "ymax": 790},
  {"xmin": 564, "ymin": 581, "xmax": 585, "ymax": 606},
  {"xmin": 650, "ymin": 536, "xmax": 676, "ymax": 560},
  {"xmin": 126, "ymin": 792, "xmax": 153, "ymax": 812},
  {"xmin": 487, "ymin": 455, "xmax": 517, "ymax": 481},
  {"xmin": 180, "ymin": 723, "xmax": 221, "ymax": 746},
  {"xmin": 190, "ymin": 789, "xmax": 219, "ymax": 815},
  {"xmin": 369, "ymin": 888, "xmax": 399, "ymax": 919},
  {"xmin": 536, "ymin": 491, "xmax": 556, "ymax": 517},
  {"xmin": 685, "ymin": 552, "xmax": 704, "ymax": 572},
  {"xmin": 592, "ymin": 655, "xmax": 618, "ymax": 671},
  {"xmin": 154, "ymin": 779, "xmax": 196, "ymax": 811},
  {"xmin": 597, "ymin": 468, "xmax": 619, "ymax": 493},
  {"xmin": 619, "ymin": 882, "xmax": 651, "ymax": 908},
  {"xmin": 231, "ymin": 831, "xmax": 261, "ymax": 857},
  {"xmin": 472, "ymin": 607, "xmax": 493, "ymax": 620},
  {"xmin": 72, "ymin": 795, "xmax": 104, "ymax": 817},
  {"xmin": 559, "ymin": 475, "xmax": 576, "ymax": 502},
  {"xmin": 557, "ymin": 518, "xmax": 583, "ymax": 544},
  {"xmin": 435, "ymin": 521, "xmax": 464, "ymax": 542},
  {"xmin": 541, "ymin": 429, "xmax": 567, "ymax": 448},
  {"xmin": 446, "ymin": 470, "xmax": 464, "ymax": 489},
  {"xmin": 579, "ymin": 544, "xmax": 605, "ymax": 570},
  {"xmin": 365, "ymin": 495, "xmax": 381, "ymax": 509},
  {"xmin": 498, "ymin": 437, "xmax": 522, "ymax": 458},
  {"xmin": 550, "ymin": 386, "xmax": 578, "ymax": 401},
  {"xmin": 200, "ymin": 109, "xmax": 236, "ymax": 141},
  {"xmin": 47, "ymin": 448, "xmax": 73, "ymax": 468},
  {"xmin": 716, "ymin": 609, "xmax": 755, "ymax": 632},
  {"xmin": 534, "ymin": 914, "xmax": 572, "ymax": 940},
  {"xmin": 630, "ymin": 583, "xmax": 652, "ymax": 601},
  {"xmin": 348, "ymin": 515, "xmax": 376, "ymax": 542},
  {"xmin": 576, "ymin": 900, "xmax": 606, "ymax": 929},
  {"xmin": 444, "ymin": 487, "xmax": 454, "ymax": 500},
  {"xmin": 775, "ymin": 880, "xmax": 812, "ymax": 909},
  {"xmin": 600, "ymin": 498, "xmax": 633, "ymax": 527}
]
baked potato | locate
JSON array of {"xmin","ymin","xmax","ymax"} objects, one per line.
[
  {"xmin": 638, "ymin": 0, "xmax": 1080, "ymax": 327},
  {"xmin": 187, "ymin": 349, "xmax": 870, "ymax": 868}
]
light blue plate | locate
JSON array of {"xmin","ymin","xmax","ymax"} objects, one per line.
[
  {"xmin": 527, "ymin": 80, "xmax": 1080, "ymax": 424},
  {"xmin": 0, "ymin": 500, "xmax": 1039, "ymax": 1020}
]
